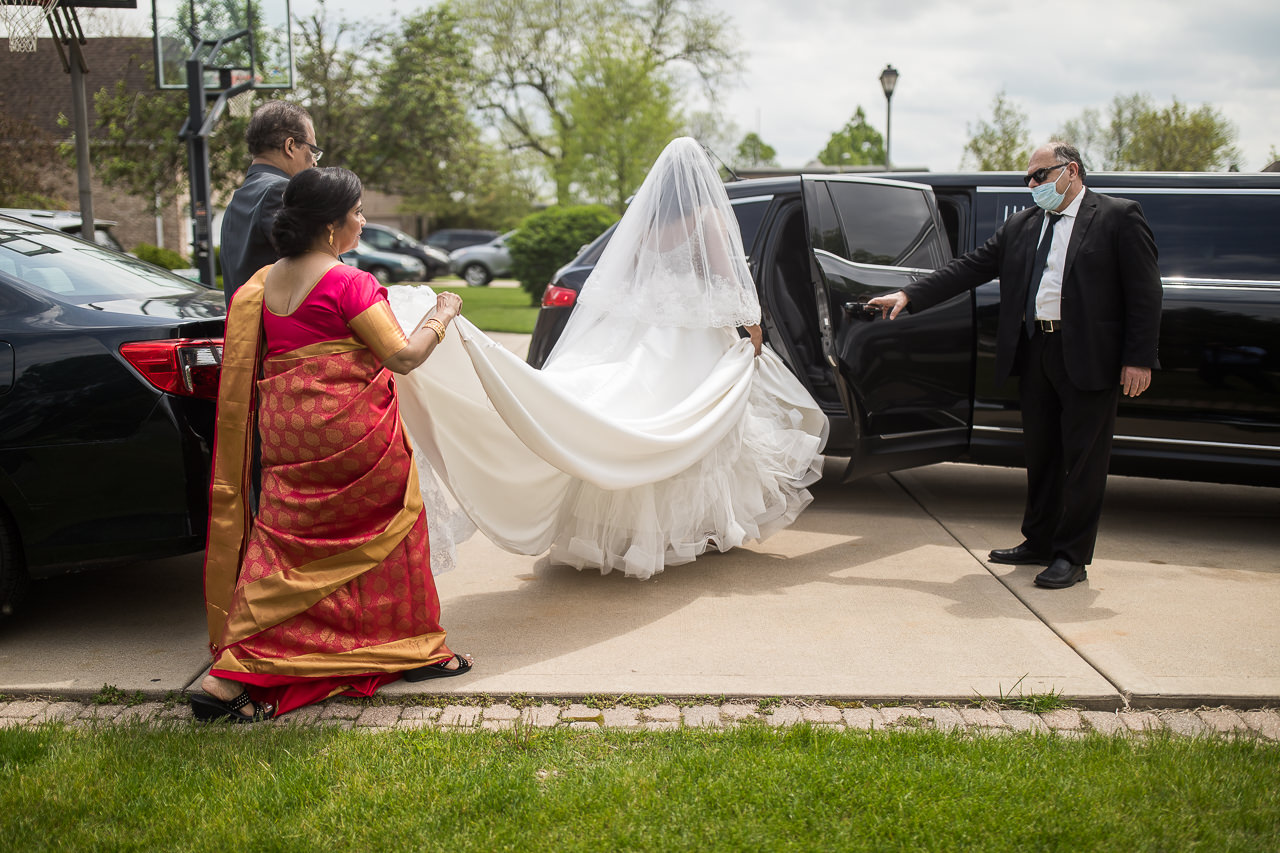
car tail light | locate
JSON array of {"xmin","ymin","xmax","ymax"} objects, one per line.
[
  {"xmin": 120, "ymin": 338, "xmax": 223, "ymax": 400},
  {"xmin": 542, "ymin": 284, "xmax": 578, "ymax": 308}
]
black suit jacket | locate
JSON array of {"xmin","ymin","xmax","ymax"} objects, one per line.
[
  {"xmin": 903, "ymin": 189, "xmax": 1163, "ymax": 391},
  {"xmin": 220, "ymin": 163, "xmax": 290, "ymax": 305}
]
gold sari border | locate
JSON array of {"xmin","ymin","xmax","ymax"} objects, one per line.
[
  {"xmin": 204, "ymin": 271, "xmax": 268, "ymax": 648},
  {"xmin": 213, "ymin": 630, "xmax": 449, "ymax": 678},
  {"xmin": 348, "ymin": 301, "xmax": 410, "ymax": 364},
  {"xmin": 269, "ymin": 336, "xmax": 366, "ymax": 362}
]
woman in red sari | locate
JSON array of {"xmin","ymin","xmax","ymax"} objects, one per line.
[{"xmin": 194, "ymin": 167, "xmax": 471, "ymax": 722}]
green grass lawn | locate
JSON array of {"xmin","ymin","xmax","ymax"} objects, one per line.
[
  {"xmin": 409, "ymin": 282, "xmax": 540, "ymax": 334},
  {"xmin": 3, "ymin": 724, "xmax": 1277, "ymax": 850}
]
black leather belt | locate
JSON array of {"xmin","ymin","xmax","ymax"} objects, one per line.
[{"xmin": 1035, "ymin": 319, "xmax": 1062, "ymax": 333}]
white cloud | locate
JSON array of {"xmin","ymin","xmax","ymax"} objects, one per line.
[
  {"xmin": 704, "ymin": 0, "xmax": 1280, "ymax": 170},
  {"xmin": 62, "ymin": 0, "xmax": 1280, "ymax": 170}
]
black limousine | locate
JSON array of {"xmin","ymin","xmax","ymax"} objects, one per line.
[{"xmin": 527, "ymin": 171, "xmax": 1279, "ymax": 489}]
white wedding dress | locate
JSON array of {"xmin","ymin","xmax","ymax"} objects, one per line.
[{"xmin": 390, "ymin": 138, "xmax": 829, "ymax": 579}]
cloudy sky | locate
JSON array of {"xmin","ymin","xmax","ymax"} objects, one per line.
[{"xmin": 83, "ymin": 0, "xmax": 1280, "ymax": 171}]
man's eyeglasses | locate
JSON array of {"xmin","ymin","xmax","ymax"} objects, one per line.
[
  {"xmin": 295, "ymin": 140, "xmax": 323, "ymax": 163},
  {"xmin": 1022, "ymin": 162, "xmax": 1069, "ymax": 187}
]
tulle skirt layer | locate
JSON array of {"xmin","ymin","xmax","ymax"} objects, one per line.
[{"xmin": 547, "ymin": 368, "xmax": 826, "ymax": 578}]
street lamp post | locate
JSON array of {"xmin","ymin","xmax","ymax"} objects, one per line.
[{"xmin": 879, "ymin": 64, "xmax": 899, "ymax": 171}]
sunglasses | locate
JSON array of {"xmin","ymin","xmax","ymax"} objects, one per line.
[{"xmin": 1022, "ymin": 162, "xmax": 1070, "ymax": 187}]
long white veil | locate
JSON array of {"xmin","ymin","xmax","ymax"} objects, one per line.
[{"xmin": 545, "ymin": 137, "xmax": 761, "ymax": 372}]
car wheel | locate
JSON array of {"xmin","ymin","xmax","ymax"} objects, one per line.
[
  {"xmin": 0, "ymin": 507, "xmax": 28, "ymax": 621},
  {"xmin": 370, "ymin": 266, "xmax": 392, "ymax": 284},
  {"xmin": 462, "ymin": 263, "xmax": 492, "ymax": 287}
]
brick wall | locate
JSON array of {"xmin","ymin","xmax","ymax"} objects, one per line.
[{"xmin": 0, "ymin": 36, "xmax": 188, "ymax": 254}]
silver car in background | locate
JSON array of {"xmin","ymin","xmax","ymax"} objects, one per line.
[{"xmin": 450, "ymin": 230, "xmax": 514, "ymax": 286}]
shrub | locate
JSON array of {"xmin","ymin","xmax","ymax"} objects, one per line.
[
  {"xmin": 507, "ymin": 205, "xmax": 617, "ymax": 306},
  {"xmin": 134, "ymin": 243, "xmax": 189, "ymax": 271}
]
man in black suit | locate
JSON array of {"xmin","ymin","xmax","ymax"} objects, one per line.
[
  {"xmin": 220, "ymin": 101, "xmax": 320, "ymax": 306},
  {"xmin": 869, "ymin": 142, "xmax": 1162, "ymax": 589}
]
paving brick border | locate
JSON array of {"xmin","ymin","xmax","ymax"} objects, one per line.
[{"xmin": 1, "ymin": 699, "xmax": 1277, "ymax": 739}]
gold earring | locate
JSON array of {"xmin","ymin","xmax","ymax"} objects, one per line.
[{"xmin": 328, "ymin": 230, "xmax": 334, "ymax": 248}]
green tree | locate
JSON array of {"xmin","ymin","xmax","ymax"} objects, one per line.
[
  {"xmin": 563, "ymin": 40, "xmax": 683, "ymax": 212},
  {"xmin": 1056, "ymin": 93, "xmax": 1241, "ymax": 171},
  {"xmin": 734, "ymin": 132, "xmax": 777, "ymax": 168},
  {"xmin": 1125, "ymin": 98, "xmax": 1240, "ymax": 171},
  {"xmin": 816, "ymin": 107, "xmax": 884, "ymax": 167},
  {"xmin": 506, "ymin": 204, "xmax": 618, "ymax": 304},
  {"xmin": 962, "ymin": 90, "xmax": 1031, "ymax": 170},
  {"xmin": 458, "ymin": 0, "xmax": 740, "ymax": 203},
  {"xmin": 1266, "ymin": 146, "xmax": 1279, "ymax": 170},
  {"xmin": 355, "ymin": 5, "xmax": 479, "ymax": 214},
  {"xmin": 291, "ymin": 0, "xmax": 385, "ymax": 170},
  {"xmin": 428, "ymin": 143, "xmax": 541, "ymax": 231},
  {"xmin": 86, "ymin": 60, "xmax": 249, "ymax": 216}
]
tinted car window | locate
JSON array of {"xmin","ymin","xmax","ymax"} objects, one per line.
[
  {"xmin": 731, "ymin": 199, "xmax": 769, "ymax": 254},
  {"xmin": 826, "ymin": 182, "xmax": 943, "ymax": 270},
  {"xmin": 0, "ymin": 225, "xmax": 208, "ymax": 303},
  {"xmin": 1127, "ymin": 191, "xmax": 1280, "ymax": 281},
  {"xmin": 990, "ymin": 189, "xmax": 1280, "ymax": 282}
]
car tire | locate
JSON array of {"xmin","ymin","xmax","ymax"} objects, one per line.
[
  {"xmin": 369, "ymin": 266, "xmax": 392, "ymax": 284},
  {"xmin": 462, "ymin": 263, "xmax": 492, "ymax": 287},
  {"xmin": 0, "ymin": 507, "xmax": 28, "ymax": 621}
]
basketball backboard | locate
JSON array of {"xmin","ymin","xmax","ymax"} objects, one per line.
[{"xmin": 152, "ymin": 0, "xmax": 292, "ymax": 91}]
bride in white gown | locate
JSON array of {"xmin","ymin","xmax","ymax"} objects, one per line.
[{"xmin": 388, "ymin": 137, "xmax": 828, "ymax": 580}]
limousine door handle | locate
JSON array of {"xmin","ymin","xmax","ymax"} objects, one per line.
[{"xmin": 843, "ymin": 301, "xmax": 880, "ymax": 319}]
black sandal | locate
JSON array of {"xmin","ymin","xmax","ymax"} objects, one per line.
[
  {"xmin": 403, "ymin": 653, "xmax": 474, "ymax": 682},
  {"xmin": 190, "ymin": 690, "xmax": 273, "ymax": 723}
]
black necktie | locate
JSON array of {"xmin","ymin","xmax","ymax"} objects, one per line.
[{"xmin": 1025, "ymin": 212, "xmax": 1064, "ymax": 337}]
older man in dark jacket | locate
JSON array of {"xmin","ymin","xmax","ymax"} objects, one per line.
[
  {"xmin": 870, "ymin": 141, "xmax": 1162, "ymax": 589},
  {"xmin": 220, "ymin": 101, "xmax": 319, "ymax": 306}
]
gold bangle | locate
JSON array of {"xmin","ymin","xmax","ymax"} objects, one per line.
[{"xmin": 422, "ymin": 318, "xmax": 446, "ymax": 343}]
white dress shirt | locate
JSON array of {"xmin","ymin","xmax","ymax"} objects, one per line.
[{"xmin": 1033, "ymin": 188, "xmax": 1085, "ymax": 322}]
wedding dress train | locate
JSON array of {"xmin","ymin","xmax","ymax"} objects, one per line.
[
  {"xmin": 389, "ymin": 136, "xmax": 829, "ymax": 580},
  {"xmin": 389, "ymin": 288, "xmax": 827, "ymax": 580}
]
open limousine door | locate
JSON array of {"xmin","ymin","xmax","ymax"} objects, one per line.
[{"xmin": 801, "ymin": 175, "xmax": 975, "ymax": 480}]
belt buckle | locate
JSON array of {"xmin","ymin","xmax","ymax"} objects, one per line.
[{"xmin": 1037, "ymin": 319, "xmax": 1059, "ymax": 333}]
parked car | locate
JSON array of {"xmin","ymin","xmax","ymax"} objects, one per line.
[
  {"xmin": 450, "ymin": 230, "xmax": 514, "ymax": 287},
  {"xmin": 0, "ymin": 213, "xmax": 226, "ymax": 617},
  {"xmin": 0, "ymin": 207, "xmax": 125, "ymax": 252},
  {"xmin": 528, "ymin": 171, "xmax": 1280, "ymax": 488},
  {"xmin": 425, "ymin": 228, "xmax": 499, "ymax": 254},
  {"xmin": 361, "ymin": 223, "xmax": 451, "ymax": 280},
  {"xmin": 340, "ymin": 240, "xmax": 426, "ymax": 283}
]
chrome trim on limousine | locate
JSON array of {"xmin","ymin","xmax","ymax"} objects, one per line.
[
  {"xmin": 973, "ymin": 425, "xmax": 1280, "ymax": 454},
  {"xmin": 812, "ymin": 248, "xmax": 933, "ymax": 277}
]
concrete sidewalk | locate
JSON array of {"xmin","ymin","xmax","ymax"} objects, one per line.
[
  {"xmin": 0, "ymin": 332, "xmax": 1276, "ymax": 715},
  {"xmin": 1, "ymin": 461, "xmax": 1275, "ymax": 712}
]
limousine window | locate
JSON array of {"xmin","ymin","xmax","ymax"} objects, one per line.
[
  {"xmin": 731, "ymin": 198, "xmax": 770, "ymax": 255},
  {"xmin": 827, "ymin": 182, "xmax": 944, "ymax": 270},
  {"xmin": 991, "ymin": 190, "xmax": 1280, "ymax": 282}
]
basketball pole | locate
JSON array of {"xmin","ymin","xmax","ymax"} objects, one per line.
[
  {"xmin": 47, "ymin": 6, "xmax": 95, "ymax": 243},
  {"xmin": 178, "ymin": 29, "xmax": 251, "ymax": 287}
]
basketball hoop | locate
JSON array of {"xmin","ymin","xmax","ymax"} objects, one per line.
[
  {"xmin": 226, "ymin": 69, "xmax": 255, "ymax": 118},
  {"xmin": 1, "ymin": 0, "xmax": 60, "ymax": 52}
]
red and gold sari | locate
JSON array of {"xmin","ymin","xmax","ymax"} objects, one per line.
[{"xmin": 204, "ymin": 264, "xmax": 453, "ymax": 716}]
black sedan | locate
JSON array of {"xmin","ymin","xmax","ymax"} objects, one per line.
[
  {"xmin": 0, "ymin": 215, "xmax": 225, "ymax": 618},
  {"xmin": 528, "ymin": 172, "xmax": 1280, "ymax": 488}
]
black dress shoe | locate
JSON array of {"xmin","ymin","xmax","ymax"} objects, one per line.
[
  {"xmin": 988, "ymin": 542, "xmax": 1052, "ymax": 565},
  {"xmin": 1034, "ymin": 558, "xmax": 1087, "ymax": 589}
]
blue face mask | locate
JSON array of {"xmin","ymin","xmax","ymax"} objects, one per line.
[{"xmin": 1031, "ymin": 165, "xmax": 1072, "ymax": 212}]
